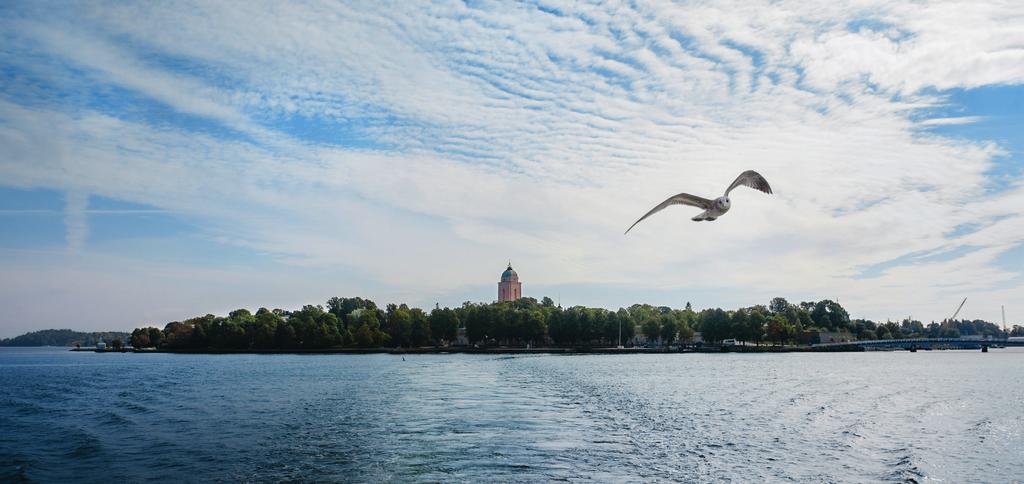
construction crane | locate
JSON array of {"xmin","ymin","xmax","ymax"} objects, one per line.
[{"xmin": 946, "ymin": 297, "xmax": 967, "ymax": 323}]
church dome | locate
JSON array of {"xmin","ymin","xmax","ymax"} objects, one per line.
[{"xmin": 501, "ymin": 264, "xmax": 518, "ymax": 282}]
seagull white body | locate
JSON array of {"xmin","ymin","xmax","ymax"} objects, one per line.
[
  {"xmin": 694, "ymin": 196, "xmax": 732, "ymax": 222},
  {"xmin": 625, "ymin": 170, "xmax": 772, "ymax": 234}
]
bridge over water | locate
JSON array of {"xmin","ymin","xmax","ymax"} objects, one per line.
[{"xmin": 814, "ymin": 338, "xmax": 1024, "ymax": 351}]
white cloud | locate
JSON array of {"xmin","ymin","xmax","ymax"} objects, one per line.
[
  {"xmin": 1, "ymin": 0, "xmax": 1023, "ymax": 335},
  {"xmin": 919, "ymin": 116, "xmax": 986, "ymax": 126}
]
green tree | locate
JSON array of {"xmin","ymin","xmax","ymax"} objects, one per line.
[
  {"xmin": 147, "ymin": 327, "xmax": 163, "ymax": 348},
  {"xmin": 545, "ymin": 308, "xmax": 564, "ymax": 344},
  {"xmin": 881, "ymin": 320, "xmax": 903, "ymax": 339},
  {"xmin": 521, "ymin": 310, "xmax": 547, "ymax": 345},
  {"xmin": 353, "ymin": 309, "xmax": 386, "ymax": 347},
  {"xmin": 162, "ymin": 320, "xmax": 194, "ymax": 349},
  {"xmin": 617, "ymin": 308, "xmax": 636, "ymax": 344},
  {"xmin": 386, "ymin": 304, "xmax": 413, "ymax": 347},
  {"xmin": 582, "ymin": 308, "xmax": 605, "ymax": 344},
  {"xmin": 730, "ymin": 308, "xmax": 750, "ymax": 342},
  {"xmin": 642, "ymin": 318, "xmax": 660, "ymax": 346},
  {"xmin": 429, "ymin": 307, "xmax": 460, "ymax": 344},
  {"xmin": 410, "ymin": 310, "xmax": 431, "ymax": 346},
  {"xmin": 275, "ymin": 322, "xmax": 297, "ymax": 348},
  {"xmin": 515, "ymin": 297, "xmax": 540, "ymax": 311},
  {"xmin": 747, "ymin": 309, "xmax": 767, "ymax": 345},
  {"xmin": 341, "ymin": 328, "xmax": 354, "ymax": 346},
  {"xmin": 488, "ymin": 304, "xmax": 512, "ymax": 343},
  {"xmin": 464, "ymin": 305, "xmax": 491, "ymax": 344},
  {"xmin": 130, "ymin": 328, "xmax": 151, "ymax": 348},
  {"xmin": 326, "ymin": 296, "xmax": 378, "ymax": 330},
  {"xmin": 811, "ymin": 300, "xmax": 849, "ymax": 330},
  {"xmin": 229, "ymin": 308, "xmax": 253, "ymax": 321},
  {"xmin": 699, "ymin": 308, "xmax": 730, "ymax": 343},
  {"xmin": 766, "ymin": 314, "xmax": 792, "ymax": 345},
  {"xmin": 659, "ymin": 315, "xmax": 678, "ymax": 346},
  {"xmin": 797, "ymin": 309, "xmax": 813, "ymax": 330},
  {"xmin": 901, "ymin": 319, "xmax": 925, "ymax": 338},
  {"xmin": 677, "ymin": 317, "xmax": 695, "ymax": 342},
  {"xmin": 253, "ymin": 310, "xmax": 281, "ymax": 349},
  {"xmin": 354, "ymin": 323, "xmax": 374, "ymax": 347},
  {"xmin": 287, "ymin": 305, "xmax": 341, "ymax": 348},
  {"xmin": 769, "ymin": 297, "xmax": 790, "ymax": 314}
]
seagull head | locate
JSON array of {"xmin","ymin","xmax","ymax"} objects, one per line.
[{"xmin": 717, "ymin": 197, "xmax": 731, "ymax": 209}]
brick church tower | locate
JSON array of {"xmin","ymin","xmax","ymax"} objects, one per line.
[{"xmin": 498, "ymin": 263, "xmax": 522, "ymax": 302}]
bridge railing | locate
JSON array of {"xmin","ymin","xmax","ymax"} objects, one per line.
[{"xmin": 813, "ymin": 337, "xmax": 1010, "ymax": 348}]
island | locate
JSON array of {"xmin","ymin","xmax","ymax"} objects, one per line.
[
  {"xmin": 0, "ymin": 329, "xmax": 130, "ymax": 348},
  {"xmin": 123, "ymin": 296, "xmax": 1022, "ymax": 353}
]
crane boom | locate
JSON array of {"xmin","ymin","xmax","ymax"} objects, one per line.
[{"xmin": 949, "ymin": 297, "xmax": 967, "ymax": 322}]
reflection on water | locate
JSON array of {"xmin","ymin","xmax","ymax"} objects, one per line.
[{"xmin": 2, "ymin": 347, "xmax": 1022, "ymax": 482}]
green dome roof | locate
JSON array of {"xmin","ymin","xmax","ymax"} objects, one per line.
[{"xmin": 501, "ymin": 264, "xmax": 518, "ymax": 282}]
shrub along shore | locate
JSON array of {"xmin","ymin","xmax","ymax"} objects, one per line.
[{"xmin": 129, "ymin": 296, "xmax": 1020, "ymax": 352}]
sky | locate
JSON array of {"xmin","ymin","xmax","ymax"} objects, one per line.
[{"xmin": 1, "ymin": 1, "xmax": 1023, "ymax": 337}]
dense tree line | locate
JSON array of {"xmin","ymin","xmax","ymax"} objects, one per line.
[
  {"xmin": 130, "ymin": 295, "xmax": 1021, "ymax": 350},
  {"xmin": 697, "ymin": 297, "xmax": 1013, "ymax": 344},
  {"xmin": 0, "ymin": 329, "xmax": 130, "ymax": 347},
  {"xmin": 131, "ymin": 298, "xmax": 448, "ymax": 350}
]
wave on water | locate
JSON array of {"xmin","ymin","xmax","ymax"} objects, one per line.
[
  {"xmin": 1, "ymin": 349, "xmax": 1023, "ymax": 482},
  {"xmin": 885, "ymin": 447, "xmax": 926, "ymax": 483},
  {"xmin": 0, "ymin": 457, "xmax": 32, "ymax": 484}
]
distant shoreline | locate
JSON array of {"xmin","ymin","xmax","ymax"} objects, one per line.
[{"xmin": 68, "ymin": 345, "xmax": 857, "ymax": 355}]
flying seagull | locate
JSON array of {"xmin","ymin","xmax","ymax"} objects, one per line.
[{"xmin": 624, "ymin": 170, "xmax": 772, "ymax": 234}]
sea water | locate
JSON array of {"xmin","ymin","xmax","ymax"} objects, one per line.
[{"xmin": 1, "ymin": 347, "xmax": 1022, "ymax": 482}]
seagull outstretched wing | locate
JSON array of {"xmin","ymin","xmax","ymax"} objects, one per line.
[
  {"xmin": 625, "ymin": 192, "xmax": 712, "ymax": 234},
  {"xmin": 725, "ymin": 170, "xmax": 772, "ymax": 196}
]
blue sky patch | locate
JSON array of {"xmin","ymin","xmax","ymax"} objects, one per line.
[
  {"xmin": 846, "ymin": 18, "xmax": 913, "ymax": 42},
  {"xmin": 916, "ymin": 85, "xmax": 1024, "ymax": 192},
  {"xmin": 263, "ymin": 111, "xmax": 397, "ymax": 150},
  {"xmin": 0, "ymin": 187, "xmax": 66, "ymax": 248}
]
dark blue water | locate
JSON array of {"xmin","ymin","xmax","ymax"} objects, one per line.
[{"xmin": 2, "ymin": 347, "xmax": 1022, "ymax": 482}]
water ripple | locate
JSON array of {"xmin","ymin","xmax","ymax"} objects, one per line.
[{"xmin": 1, "ymin": 348, "xmax": 1023, "ymax": 482}]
